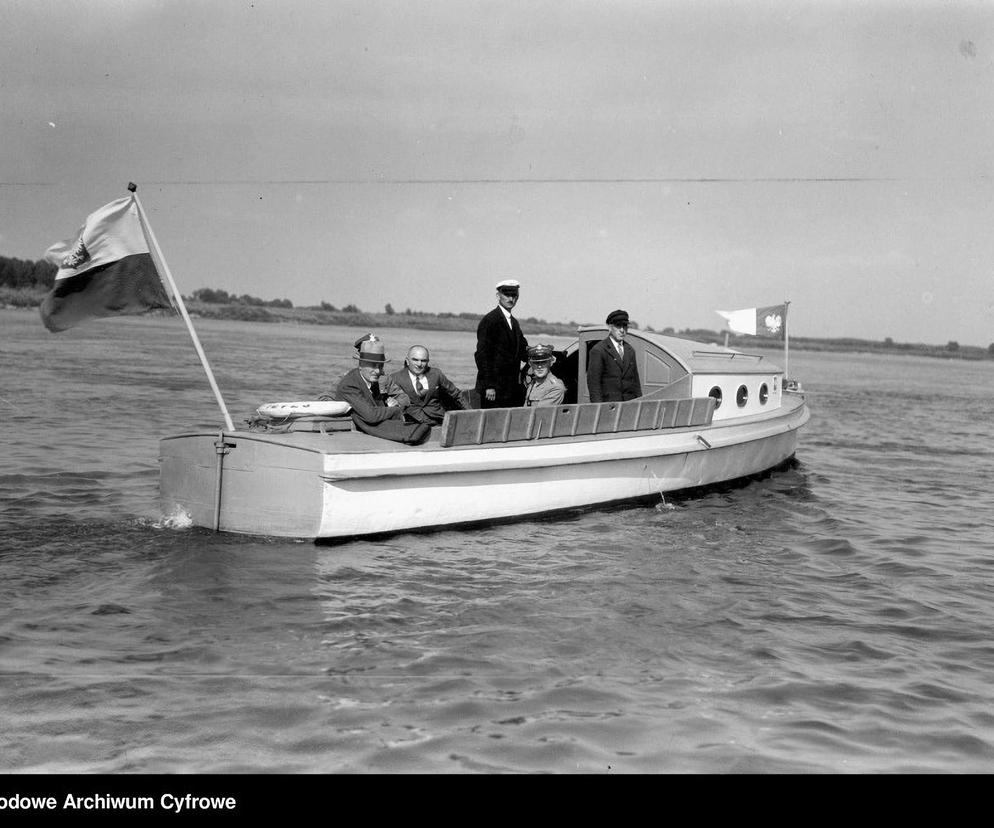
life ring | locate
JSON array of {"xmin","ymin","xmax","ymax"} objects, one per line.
[{"xmin": 256, "ymin": 400, "xmax": 351, "ymax": 419}]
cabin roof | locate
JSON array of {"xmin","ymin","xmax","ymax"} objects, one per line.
[{"xmin": 576, "ymin": 325, "xmax": 783, "ymax": 375}]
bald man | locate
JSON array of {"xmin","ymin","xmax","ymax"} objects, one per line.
[{"xmin": 389, "ymin": 344, "xmax": 469, "ymax": 426}]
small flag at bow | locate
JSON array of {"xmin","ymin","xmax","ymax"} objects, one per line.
[
  {"xmin": 715, "ymin": 304, "xmax": 788, "ymax": 340},
  {"xmin": 40, "ymin": 196, "xmax": 174, "ymax": 332}
]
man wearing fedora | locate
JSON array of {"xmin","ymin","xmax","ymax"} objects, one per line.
[
  {"xmin": 523, "ymin": 344, "xmax": 566, "ymax": 407},
  {"xmin": 389, "ymin": 344, "xmax": 469, "ymax": 426},
  {"xmin": 332, "ymin": 335, "xmax": 431, "ymax": 445},
  {"xmin": 474, "ymin": 279, "xmax": 529, "ymax": 408},
  {"xmin": 586, "ymin": 309, "xmax": 642, "ymax": 403}
]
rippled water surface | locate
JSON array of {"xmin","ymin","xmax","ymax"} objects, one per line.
[{"xmin": 2, "ymin": 308, "xmax": 994, "ymax": 773}]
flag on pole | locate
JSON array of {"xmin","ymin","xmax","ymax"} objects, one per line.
[
  {"xmin": 715, "ymin": 304, "xmax": 787, "ymax": 339},
  {"xmin": 40, "ymin": 196, "xmax": 174, "ymax": 332}
]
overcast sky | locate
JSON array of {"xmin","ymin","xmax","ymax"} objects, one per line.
[{"xmin": 2, "ymin": 0, "xmax": 992, "ymax": 345}]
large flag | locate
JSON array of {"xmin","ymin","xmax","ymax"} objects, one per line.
[
  {"xmin": 716, "ymin": 304, "xmax": 787, "ymax": 339},
  {"xmin": 40, "ymin": 196, "xmax": 174, "ymax": 332}
]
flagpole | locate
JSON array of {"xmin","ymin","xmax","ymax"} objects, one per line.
[
  {"xmin": 783, "ymin": 299, "xmax": 791, "ymax": 382},
  {"xmin": 127, "ymin": 183, "xmax": 235, "ymax": 431}
]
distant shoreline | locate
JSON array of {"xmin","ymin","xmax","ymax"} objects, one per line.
[{"xmin": 5, "ymin": 301, "xmax": 991, "ymax": 362}]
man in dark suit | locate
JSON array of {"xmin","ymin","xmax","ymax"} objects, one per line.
[
  {"xmin": 389, "ymin": 345, "xmax": 469, "ymax": 426},
  {"xmin": 586, "ymin": 309, "xmax": 642, "ymax": 403},
  {"xmin": 474, "ymin": 279, "xmax": 529, "ymax": 408},
  {"xmin": 333, "ymin": 336, "xmax": 431, "ymax": 445}
]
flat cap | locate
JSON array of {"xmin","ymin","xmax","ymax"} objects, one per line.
[
  {"xmin": 495, "ymin": 279, "xmax": 520, "ymax": 293},
  {"xmin": 605, "ymin": 309, "xmax": 630, "ymax": 326}
]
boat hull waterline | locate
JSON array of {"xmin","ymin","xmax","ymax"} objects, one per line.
[{"xmin": 159, "ymin": 393, "xmax": 809, "ymax": 540}]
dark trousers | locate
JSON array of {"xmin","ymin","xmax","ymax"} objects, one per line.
[{"xmin": 479, "ymin": 387, "xmax": 524, "ymax": 409}]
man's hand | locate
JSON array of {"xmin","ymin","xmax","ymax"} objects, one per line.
[{"xmin": 485, "ymin": 388, "xmax": 496, "ymax": 402}]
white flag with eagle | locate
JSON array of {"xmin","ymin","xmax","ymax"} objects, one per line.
[{"xmin": 716, "ymin": 304, "xmax": 787, "ymax": 340}]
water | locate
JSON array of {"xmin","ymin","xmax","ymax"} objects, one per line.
[{"xmin": 2, "ymin": 307, "xmax": 994, "ymax": 773}]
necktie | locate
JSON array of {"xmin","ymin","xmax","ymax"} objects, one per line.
[{"xmin": 417, "ymin": 377, "xmax": 427, "ymax": 397}]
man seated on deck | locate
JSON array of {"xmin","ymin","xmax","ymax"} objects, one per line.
[
  {"xmin": 321, "ymin": 333, "xmax": 408, "ymax": 404},
  {"xmin": 324, "ymin": 335, "xmax": 431, "ymax": 445},
  {"xmin": 389, "ymin": 344, "xmax": 469, "ymax": 426},
  {"xmin": 523, "ymin": 344, "xmax": 566, "ymax": 407},
  {"xmin": 586, "ymin": 309, "xmax": 642, "ymax": 403}
]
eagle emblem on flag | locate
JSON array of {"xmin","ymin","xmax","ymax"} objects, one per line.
[
  {"xmin": 762, "ymin": 312, "xmax": 782, "ymax": 335},
  {"xmin": 61, "ymin": 236, "xmax": 90, "ymax": 269}
]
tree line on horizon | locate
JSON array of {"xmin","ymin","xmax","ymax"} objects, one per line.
[
  {"xmin": 0, "ymin": 254, "xmax": 56, "ymax": 292},
  {"xmin": 0, "ymin": 255, "xmax": 581, "ymax": 331},
  {"xmin": 189, "ymin": 289, "xmax": 581, "ymax": 330},
  {"xmin": 2, "ymin": 253, "xmax": 991, "ymax": 357}
]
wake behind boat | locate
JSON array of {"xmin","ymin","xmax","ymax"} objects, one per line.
[{"xmin": 159, "ymin": 325, "xmax": 809, "ymax": 540}]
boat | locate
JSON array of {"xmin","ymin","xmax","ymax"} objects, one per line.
[{"xmin": 159, "ymin": 326, "xmax": 809, "ymax": 540}]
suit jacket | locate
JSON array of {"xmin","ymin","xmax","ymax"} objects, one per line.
[
  {"xmin": 335, "ymin": 368, "xmax": 404, "ymax": 424},
  {"xmin": 333, "ymin": 367, "xmax": 436, "ymax": 444},
  {"xmin": 586, "ymin": 337, "xmax": 642, "ymax": 402},
  {"xmin": 474, "ymin": 306, "xmax": 528, "ymax": 405},
  {"xmin": 389, "ymin": 366, "xmax": 468, "ymax": 425},
  {"xmin": 321, "ymin": 370, "xmax": 409, "ymax": 408},
  {"xmin": 524, "ymin": 373, "xmax": 566, "ymax": 407}
]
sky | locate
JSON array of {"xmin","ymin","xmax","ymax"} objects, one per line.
[{"xmin": 2, "ymin": 0, "xmax": 993, "ymax": 346}]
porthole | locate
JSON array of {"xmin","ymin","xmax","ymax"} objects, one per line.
[
  {"xmin": 708, "ymin": 386, "xmax": 723, "ymax": 409},
  {"xmin": 736, "ymin": 384, "xmax": 748, "ymax": 407},
  {"xmin": 758, "ymin": 383, "xmax": 769, "ymax": 405}
]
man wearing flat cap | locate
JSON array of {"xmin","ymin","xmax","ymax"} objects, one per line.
[
  {"xmin": 586, "ymin": 309, "xmax": 642, "ymax": 403},
  {"xmin": 523, "ymin": 344, "xmax": 566, "ymax": 407},
  {"xmin": 474, "ymin": 279, "xmax": 529, "ymax": 408},
  {"xmin": 327, "ymin": 335, "xmax": 431, "ymax": 445}
]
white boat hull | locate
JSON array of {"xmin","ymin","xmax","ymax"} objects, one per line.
[{"xmin": 159, "ymin": 393, "xmax": 809, "ymax": 540}]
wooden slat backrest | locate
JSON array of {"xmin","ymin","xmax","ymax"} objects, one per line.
[{"xmin": 439, "ymin": 397, "xmax": 715, "ymax": 448}]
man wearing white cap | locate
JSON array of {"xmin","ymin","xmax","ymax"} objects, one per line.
[{"xmin": 474, "ymin": 279, "xmax": 529, "ymax": 408}]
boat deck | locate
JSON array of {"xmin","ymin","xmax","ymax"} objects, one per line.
[{"xmin": 164, "ymin": 392, "xmax": 806, "ymax": 456}]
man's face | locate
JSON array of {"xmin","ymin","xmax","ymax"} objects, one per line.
[
  {"xmin": 609, "ymin": 322, "xmax": 628, "ymax": 344},
  {"xmin": 530, "ymin": 360, "xmax": 551, "ymax": 379},
  {"xmin": 407, "ymin": 348, "xmax": 429, "ymax": 376},
  {"xmin": 359, "ymin": 364, "xmax": 384, "ymax": 383},
  {"xmin": 497, "ymin": 289, "xmax": 519, "ymax": 311}
]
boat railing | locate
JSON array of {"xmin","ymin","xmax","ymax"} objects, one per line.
[
  {"xmin": 690, "ymin": 349, "xmax": 765, "ymax": 361},
  {"xmin": 439, "ymin": 397, "xmax": 715, "ymax": 448}
]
